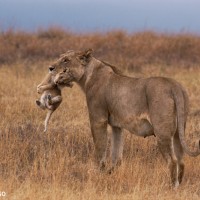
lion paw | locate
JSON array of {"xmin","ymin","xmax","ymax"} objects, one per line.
[{"xmin": 37, "ymin": 86, "xmax": 43, "ymax": 94}]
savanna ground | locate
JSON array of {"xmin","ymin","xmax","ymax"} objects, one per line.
[{"xmin": 0, "ymin": 28, "xmax": 200, "ymax": 199}]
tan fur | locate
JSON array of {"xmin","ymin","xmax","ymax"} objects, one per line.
[
  {"xmin": 49, "ymin": 49, "xmax": 200, "ymax": 187},
  {"xmin": 36, "ymin": 73, "xmax": 72, "ymax": 132}
]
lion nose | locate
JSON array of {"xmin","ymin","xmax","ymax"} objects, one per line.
[{"xmin": 49, "ymin": 66, "xmax": 55, "ymax": 72}]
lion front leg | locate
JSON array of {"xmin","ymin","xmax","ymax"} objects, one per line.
[
  {"xmin": 37, "ymin": 83, "xmax": 55, "ymax": 94},
  {"xmin": 90, "ymin": 119, "xmax": 108, "ymax": 170},
  {"xmin": 109, "ymin": 126, "xmax": 123, "ymax": 174}
]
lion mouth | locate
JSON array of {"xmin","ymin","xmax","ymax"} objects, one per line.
[
  {"xmin": 65, "ymin": 82, "xmax": 73, "ymax": 88},
  {"xmin": 56, "ymin": 80, "xmax": 73, "ymax": 88}
]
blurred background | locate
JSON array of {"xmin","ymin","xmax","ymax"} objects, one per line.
[{"xmin": 1, "ymin": 0, "xmax": 200, "ymax": 33}]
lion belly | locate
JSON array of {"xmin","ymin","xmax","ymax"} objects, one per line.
[{"xmin": 108, "ymin": 111, "xmax": 151, "ymax": 133}]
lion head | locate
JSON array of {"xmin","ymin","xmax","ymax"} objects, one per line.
[{"xmin": 49, "ymin": 49, "xmax": 93, "ymax": 85}]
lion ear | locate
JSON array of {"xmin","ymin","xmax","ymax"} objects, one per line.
[
  {"xmin": 84, "ymin": 49, "xmax": 93, "ymax": 57},
  {"xmin": 60, "ymin": 53, "xmax": 67, "ymax": 58},
  {"xmin": 78, "ymin": 49, "xmax": 93, "ymax": 65}
]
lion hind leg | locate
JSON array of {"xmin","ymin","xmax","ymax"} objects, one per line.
[
  {"xmin": 36, "ymin": 99, "xmax": 46, "ymax": 110},
  {"xmin": 128, "ymin": 118, "xmax": 155, "ymax": 138},
  {"xmin": 49, "ymin": 95, "xmax": 62, "ymax": 104},
  {"xmin": 157, "ymin": 135, "xmax": 182, "ymax": 188},
  {"xmin": 138, "ymin": 119, "xmax": 155, "ymax": 138},
  {"xmin": 46, "ymin": 95, "xmax": 62, "ymax": 110}
]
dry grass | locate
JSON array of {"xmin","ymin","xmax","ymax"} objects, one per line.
[
  {"xmin": 1, "ymin": 28, "xmax": 200, "ymax": 67},
  {"xmin": 0, "ymin": 29, "xmax": 200, "ymax": 199}
]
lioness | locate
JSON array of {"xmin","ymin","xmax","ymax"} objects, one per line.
[
  {"xmin": 36, "ymin": 73, "xmax": 72, "ymax": 132},
  {"xmin": 47, "ymin": 49, "xmax": 200, "ymax": 187}
]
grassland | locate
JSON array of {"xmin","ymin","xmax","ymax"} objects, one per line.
[{"xmin": 0, "ymin": 29, "xmax": 200, "ymax": 199}]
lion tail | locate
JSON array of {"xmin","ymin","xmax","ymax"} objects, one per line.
[
  {"xmin": 172, "ymin": 87, "xmax": 200, "ymax": 157},
  {"xmin": 44, "ymin": 110, "xmax": 53, "ymax": 133}
]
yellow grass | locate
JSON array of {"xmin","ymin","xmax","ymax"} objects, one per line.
[{"xmin": 0, "ymin": 30, "xmax": 200, "ymax": 199}]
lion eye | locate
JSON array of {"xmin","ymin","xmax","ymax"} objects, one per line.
[
  {"xmin": 49, "ymin": 66, "xmax": 55, "ymax": 72},
  {"xmin": 63, "ymin": 69, "xmax": 66, "ymax": 73},
  {"xmin": 63, "ymin": 58, "xmax": 69, "ymax": 63}
]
